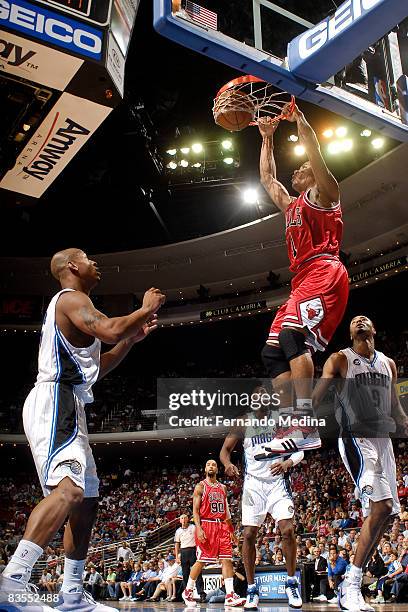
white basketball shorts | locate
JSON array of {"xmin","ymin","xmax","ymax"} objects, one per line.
[
  {"xmin": 23, "ymin": 382, "xmax": 99, "ymax": 498},
  {"xmin": 242, "ymin": 473, "xmax": 295, "ymax": 527},
  {"xmin": 339, "ymin": 436, "xmax": 400, "ymax": 517}
]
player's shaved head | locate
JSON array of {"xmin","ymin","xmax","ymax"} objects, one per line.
[{"xmin": 50, "ymin": 248, "xmax": 84, "ymax": 280}]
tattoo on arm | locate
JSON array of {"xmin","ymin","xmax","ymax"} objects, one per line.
[{"xmin": 80, "ymin": 306, "xmax": 106, "ymax": 332}]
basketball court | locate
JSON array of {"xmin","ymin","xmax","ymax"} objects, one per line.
[{"xmin": 104, "ymin": 603, "xmax": 408, "ymax": 611}]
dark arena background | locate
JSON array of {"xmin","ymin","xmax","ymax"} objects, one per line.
[{"xmin": 0, "ymin": 0, "xmax": 408, "ymax": 611}]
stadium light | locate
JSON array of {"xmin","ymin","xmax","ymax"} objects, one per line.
[
  {"xmin": 360, "ymin": 129, "xmax": 372, "ymax": 137},
  {"xmin": 166, "ymin": 148, "xmax": 177, "ymax": 155},
  {"xmin": 294, "ymin": 145, "xmax": 306, "ymax": 156},
  {"xmin": 222, "ymin": 139, "xmax": 233, "ymax": 150},
  {"xmin": 192, "ymin": 142, "xmax": 203, "ymax": 153},
  {"xmin": 342, "ymin": 139, "xmax": 353, "ymax": 151},
  {"xmin": 327, "ymin": 141, "xmax": 343, "ymax": 154},
  {"xmin": 288, "ymin": 134, "xmax": 298, "ymax": 142},
  {"xmin": 371, "ymin": 137, "xmax": 384, "ymax": 149},
  {"xmin": 180, "ymin": 147, "xmax": 190, "ymax": 154},
  {"xmin": 336, "ymin": 126, "xmax": 348, "ymax": 137},
  {"xmin": 323, "ymin": 129, "xmax": 334, "ymax": 138},
  {"xmin": 179, "ymin": 159, "xmax": 189, "ymax": 167},
  {"xmin": 223, "ymin": 157, "xmax": 234, "ymax": 165},
  {"xmin": 167, "ymin": 161, "xmax": 177, "ymax": 169},
  {"xmin": 243, "ymin": 188, "xmax": 258, "ymax": 205}
]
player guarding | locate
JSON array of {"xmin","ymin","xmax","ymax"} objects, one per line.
[
  {"xmin": 258, "ymin": 106, "xmax": 349, "ymax": 455},
  {"xmin": 220, "ymin": 395, "xmax": 304, "ymax": 610},
  {"xmin": 313, "ymin": 315, "xmax": 408, "ymax": 612},
  {"xmin": 182, "ymin": 459, "xmax": 246, "ymax": 608},
  {"xmin": 0, "ymin": 249, "xmax": 165, "ymax": 612}
]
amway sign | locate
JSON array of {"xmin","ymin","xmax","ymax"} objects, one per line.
[{"xmin": 0, "ymin": 91, "xmax": 111, "ymax": 197}]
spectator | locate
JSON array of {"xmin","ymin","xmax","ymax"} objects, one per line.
[
  {"xmin": 373, "ymin": 552, "xmax": 402, "ymax": 603},
  {"xmin": 87, "ymin": 566, "xmax": 104, "ymax": 600},
  {"xmin": 105, "ymin": 567, "xmax": 116, "ymax": 600},
  {"xmin": 328, "ymin": 547, "xmax": 347, "ymax": 602},
  {"xmin": 117, "ymin": 541, "xmax": 133, "ymax": 562},
  {"xmin": 312, "ymin": 547, "xmax": 329, "ymax": 602},
  {"xmin": 148, "ymin": 555, "xmax": 180, "ymax": 602}
]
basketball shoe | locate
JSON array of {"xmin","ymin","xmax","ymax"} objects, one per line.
[
  {"xmin": 285, "ymin": 577, "xmax": 302, "ymax": 609},
  {"xmin": 225, "ymin": 592, "xmax": 246, "ymax": 607},
  {"xmin": 338, "ymin": 577, "xmax": 375, "ymax": 612},
  {"xmin": 55, "ymin": 589, "xmax": 113, "ymax": 611},
  {"xmin": 244, "ymin": 586, "xmax": 259, "ymax": 610},
  {"xmin": 182, "ymin": 588, "xmax": 197, "ymax": 607},
  {"xmin": 0, "ymin": 574, "xmax": 55, "ymax": 611}
]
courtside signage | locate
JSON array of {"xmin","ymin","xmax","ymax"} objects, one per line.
[
  {"xmin": 0, "ymin": 91, "xmax": 111, "ymax": 197},
  {"xmin": 0, "ymin": 28, "xmax": 83, "ymax": 88},
  {"xmin": 0, "ymin": 0, "xmax": 103, "ymax": 59}
]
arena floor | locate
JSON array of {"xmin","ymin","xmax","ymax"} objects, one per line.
[{"xmin": 105, "ymin": 604, "xmax": 408, "ymax": 611}]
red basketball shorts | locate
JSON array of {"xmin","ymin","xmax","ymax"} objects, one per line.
[
  {"xmin": 195, "ymin": 520, "xmax": 232, "ymax": 563},
  {"xmin": 267, "ymin": 258, "xmax": 349, "ymax": 352}
]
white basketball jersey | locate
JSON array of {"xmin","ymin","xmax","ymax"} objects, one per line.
[
  {"xmin": 243, "ymin": 412, "xmax": 302, "ymax": 481},
  {"xmin": 36, "ymin": 289, "xmax": 101, "ymax": 403},
  {"xmin": 335, "ymin": 347, "xmax": 395, "ymax": 434}
]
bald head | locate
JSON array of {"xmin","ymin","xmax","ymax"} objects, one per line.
[{"xmin": 50, "ymin": 248, "xmax": 84, "ymax": 281}]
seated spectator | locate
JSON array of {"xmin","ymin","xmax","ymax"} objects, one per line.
[
  {"xmin": 312, "ymin": 546, "xmax": 329, "ymax": 602},
  {"xmin": 39, "ymin": 569, "xmax": 51, "ymax": 593},
  {"xmin": 373, "ymin": 552, "xmax": 402, "ymax": 603},
  {"xmin": 117, "ymin": 541, "xmax": 133, "ymax": 563},
  {"xmin": 132, "ymin": 561, "xmax": 158, "ymax": 601},
  {"xmin": 338, "ymin": 529, "xmax": 349, "ymax": 548},
  {"xmin": 148, "ymin": 555, "xmax": 180, "ymax": 602},
  {"xmin": 105, "ymin": 567, "xmax": 117, "ymax": 600},
  {"xmin": 328, "ymin": 547, "xmax": 347, "ymax": 602},
  {"xmin": 166, "ymin": 564, "xmax": 184, "ymax": 602},
  {"xmin": 115, "ymin": 562, "xmax": 132, "ymax": 600},
  {"xmin": 87, "ymin": 566, "xmax": 104, "ymax": 600}
]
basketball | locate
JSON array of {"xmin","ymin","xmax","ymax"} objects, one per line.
[{"xmin": 214, "ymin": 89, "xmax": 255, "ymax": 131}]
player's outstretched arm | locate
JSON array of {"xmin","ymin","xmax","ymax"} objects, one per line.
[
  {"xmin": 59, "ymin": 288, "xmax": 165, "ymax": 344},
  {"xmin": 259, "ymin": 117, "xmax": 292, "ymax": 212},
  {"xmin": 312, "ymin": 352, "xmax": 346, "ymax": 408},
  {"xmin": 220, "ymin": 432, "xmax": 240, "ymax": 478},
  {"xmin": 289, "ymin": 105, "xmax": 339, "ymax": 207}
]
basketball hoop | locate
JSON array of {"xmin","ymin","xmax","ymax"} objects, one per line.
[{"xmin": 213, "ymin": 75, "xmax": 295, "ymax": 131}]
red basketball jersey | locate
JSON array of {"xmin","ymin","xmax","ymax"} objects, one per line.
[
  {"xmin": 285, "ymin": 190, "xmax": 343, "ymax": 273},
  {"xmin": 199, "ymin": 480, "xmax": 227, "ymax": 520}
]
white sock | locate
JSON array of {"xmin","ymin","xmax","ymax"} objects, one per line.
[
  {"xmin": 248, "ymin": 583, "xmax": 256, "ymax": 591},
  {"xmin": 3, "ymin": 539, "xmax": 43, "ymax": 585},
  {"xmin": 225, "ymin": 577, "xmax": 234, "ymax": 595},
  {"xmin": 348, "ymin": 564, "xmax": 362, "ymax": 583},
  {"xmin": 61, "ymin": 558, "xmax": 85, "ymax": 593},
  {"xmin": 287, "ymin": 575, "xmax": 297, "ymax": 581},
  {"xmin": 187, "ymin": 577, "xmax": 196, "ymax": 590}
]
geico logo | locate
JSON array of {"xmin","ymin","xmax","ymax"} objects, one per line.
[
  {"xmin": 0, "ymin": 37, "xmax": 35, "ymax": 66},
  {"xmin": 0, "ymin": 1, "xmax": 102, "ymax": 55},
  {"xmin": 297, "ymin": 0, "xmax": 382, "ymax": 59}
]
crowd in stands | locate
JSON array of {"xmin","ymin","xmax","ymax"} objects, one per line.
[{"xmin": 0, "ymin": 444, "xmax": 407, "ymax": 603}]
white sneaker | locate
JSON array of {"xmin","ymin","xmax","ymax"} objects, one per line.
[
  {"xmin": 358, "ymin": 595, "xmax": 375, "ymax": 612},
  {"xmin": 225, "ymin": 592, "xmax": 246, "ymax": 607},
  {"xmin": 328, "ymin": 597, "xmax": 338, "ymax": 603},
  {"xmin": 257, "ymin": 435, "xmax": 321, "ymax": 460},
  {"xmin": 244, "ymin": 587, "xmax": 259, "ymax": 610},
  {"xmin": 55, "ymin": 589, "xmax": 114, "ymax": 610},
  {"xmin": 182, "ymin": 588, "xmax": 197, "ymax": 607},
  {"xmin": 338, "ymin": 579, "xmax": 365, "ymax": 612},
  {"xmin": 0, "ymin": 575, "xmax": 55, "ymax": 611},
  {"xmin": 119, "ymin": 595, "xmax": 130, "ymax": 601},
  {"xmin": 285, "ymin": 577, "xmax": 302, "ymax": 609},
  {"xmin": 315, "ymin": 594, "xmax": 328, "ymax": 602}
]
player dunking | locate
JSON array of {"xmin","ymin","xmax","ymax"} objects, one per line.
[
  {"xmin": 220, "ymin": 395, "xmax": 304, "ymax": 610},
  {"xmin": 313, "ymin": 315, "xmax": 408, "ymax": 612},
  {"xmin": 182, "ymin": 459, "xmax": 246, "ymax": 608},
  {"xmin": 258, "ymin": 107, "xmax": 349, "ymax": 455},
  {"xmin": 0, "ymin": 249, "xmax": 165, "ymax": 612}
]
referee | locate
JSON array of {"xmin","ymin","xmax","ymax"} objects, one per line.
[{"xmin": 174, "ymin": 513, "xmax": 206, "ymax": 602}]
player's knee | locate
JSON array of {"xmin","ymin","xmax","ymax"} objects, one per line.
[
  {"xmin": 57, "ymin": 478, "xmax": 84, "ymax": 507},
  {"xmin": 261, "ymin": 344, "xmax": 290, "ymax": 379},
  {"xmin": 278, "ymin": 328, "xmax": 309, "ymax": 361},
  {"xmin": 243, "ymin": 526, "xmax": 258, "ymax": 544},
  {"xmin": 278, "ymin": 521, "xmax": 295, "ymax": 540}
]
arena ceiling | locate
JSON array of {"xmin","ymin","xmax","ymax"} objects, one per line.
[{"xmin": 0, "ymin": 1, "xmax": 403, "ymax": 259}]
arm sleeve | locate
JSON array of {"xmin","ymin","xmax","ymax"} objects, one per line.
[{"xmin": 289, "ymin": 451, "xmax": 304, "ymax": 466}]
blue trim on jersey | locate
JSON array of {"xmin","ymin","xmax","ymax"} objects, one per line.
[
  {"xmin": 46, "ymin": 331, "xmax": 61, "ymax": 466},
  {"xmin": 55, "ymin": 327, "xmax": 86, "ymax": 384},
  {"xmin": 44, "ymin": 414, "xmax": 79, "ymax": 485}
]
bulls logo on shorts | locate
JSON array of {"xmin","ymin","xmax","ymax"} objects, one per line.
[{"xmin": 299, "ymin": 297, "xmax": 324, "ymax": 326}]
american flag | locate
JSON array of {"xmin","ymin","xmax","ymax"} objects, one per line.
[{"xmin": 185, "ymin": 0, "xmax": 218, "ymax": 30}]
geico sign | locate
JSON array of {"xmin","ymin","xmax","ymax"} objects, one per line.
[
  {"xmin": 297, "ymin": 0, "xmax": 382, "ymax": 59},
  {"xmin": 0, "ymin": 0, "xmax": 102, "ymax": 59}
]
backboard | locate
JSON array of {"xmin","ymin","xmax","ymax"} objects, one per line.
[{"xmin": 154, "ymin": 0, "xmax": 408, "ymax": 141}]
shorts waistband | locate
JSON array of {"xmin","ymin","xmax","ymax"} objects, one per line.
[
  {"xmin": 201, "ymin": 518, "xmax": 223, "ymax": 523},
  {"xmin": 294, "ymin": 253, "xmax": 339, "ymax": 272}
]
